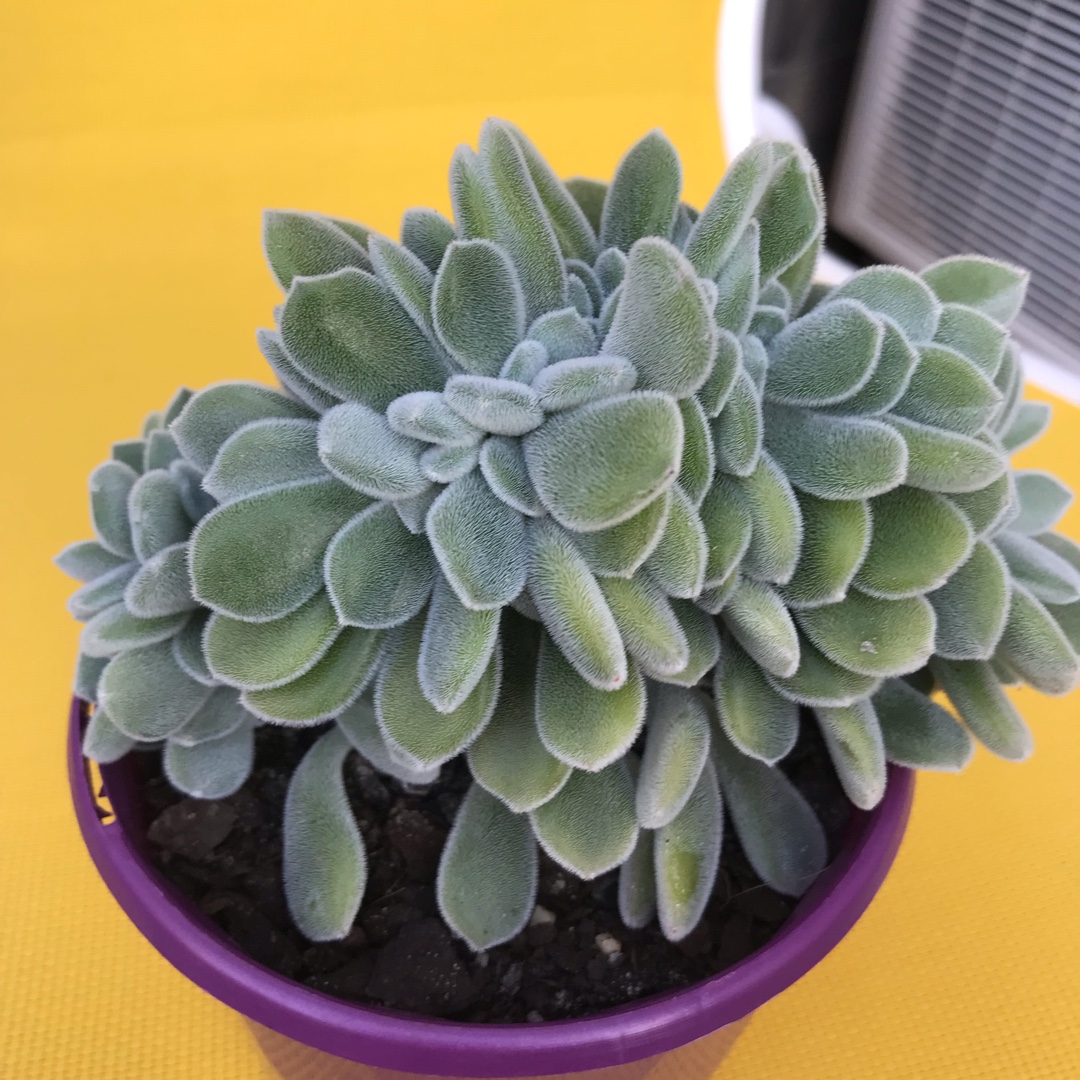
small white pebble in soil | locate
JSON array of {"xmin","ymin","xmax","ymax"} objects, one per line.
[
  {"xmin": 475, "ymin": 951, "xmax": 489, "ymax": 969},
  {"xmin": 526, "ymin": 1011, "xmax": 545, "ymax": 1023},
  {"xmin": 530, "ymin": 904, "xmax": 557, "ymax": 927},
  {"xmin": 595, "ymin": 932, "xmax": 622, "ymax": 958},
  {"xmin": 859, "ymin": 640, "xmax": 877, "ymax": 654},
  {"xmin": 549, "ymin": 875, "xmax": 567, "ymax": 895}
]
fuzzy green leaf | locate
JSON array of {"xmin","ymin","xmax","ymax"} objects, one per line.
[
  {"xmin": 500, "ymin": 339, "xmax": 549, "ymax": 384},
  {"xmin": 467, "ymin": 650, "xmax": 570, "ymax": 812},
  {"xmin": 171, "ymin": 686, "xmax": 250, "ymax": 747},
  {"xmin": 711, "ymin": 720, "xmax": 827, "ymax": 895},
  {"xmin": 732, "ymin": 451, "xmax": 803, "ymax": 585},
  {"xmin": 886, "ymin": 415, "xmax": 1006, "ymax": 494},
  {"xmin": 74, "ymin": 653, "xmax": 109, "ymax": 703},
  {"xmin": 636, "ymin": 685, "xmax": 711, "ymax": 828},
  {"xmin": 821, "ymin": 319, "xmax": 919, "ymax": 418},
  {"xmin": 755, "ymin": 146, "xmax": 823, "ymax": 279},
  {"xmin": 931, "ymin": 657, "xmax": 1033, "ymax": 761},
  {"xmin": 828, "ymin": 266, "xmax": 940, "ymax": 342},
  {"xmin": 566, "ymin": 177, "xmax": 607, "ymax": 234},
  {"xmin": 263, "ymin": 211, "xmax": 371, "ymax": 290},
  {"xmin": 535, "ymin": 631, "xmax": 644, "ymax": 770},
  {"xmin": 643, "ymin": 484, "xmax": 707, "ymax": 599},
  {"xmin": 765, "ymin": 404, "xmax": 908, "ymax": 501},
  {"xmin": 766, "ymin": 300, "xmax": 882, "ymax": 408},
  {"xmin": 377, "ymin": 618, "xmax": 499, "ymax": 768},
  {"xmin": 618, "ymin": 828, "xmax": 656, "ymax": 930},
  {"xmin": 172, "ymin": 382, "xmax": 313, "ymax": 472},
  {"xmin": 67, "ymin": 563, "xmax": 138, "ymax": 621},
  {"xmin": 478, "ymin": 121, "xmax": 567, "ymax": 322},
  {"xmin": 647, "ymin": 600, "xmax": 722, "ymax": 687},
  {"xmin": 432, "ymin": 239, "xmax": 525, "ymax": 375},
  {"xmin": 892, "ymin": 344, "xmax": 1002, "ymax": 436},
  {"xmin": 782, "ymin": 493, "xmax": 870, "ymax": 609},
  {"xmin": 82, "ymin": 707, "xmax": 136, "ymax": 763},
  {"xmin": 996, "ymin": 584, "xmax": 1079, "ymax": 695},
  {"xmin": 796, "ymin": 591, "xmax": 935, "ymax": 677},
  {"xmin": 111, "ymin": 439, "xmax": 146, "ymax": 474},
  {"xmin": 437, "ymin": 784, "xmax": 538, "ymax": 951},
  {"xmin": 205, "ymin": 592, "xmax": 339, "ymax": 690},
  {"xmin": 191, "ymin": 479, "xmax": 369, "ymax": 621},
  {"xmin": 525, "ymin": 392, "xmax": 682, "ymax": 533},
  {"xmin": 928, "ymin": 540, "xmax": 1010, "ymax": 660},
  {"xmin": 283, "ymin": 728, "xmax": 366, "ymax": 941},
  {"xmin": 337, "ymin": 697, "xmax": 440, "ymax": 785},
  {"xmin": 478, "ymin": 436, "xmax": 543, "ymax": 516},
  {"xmin": 420, "ymin": 442, "xmax": 480, "ymax": 484},
  {"xmin": 401, "ymin": 207, "xmax": 456, "ymax": 273},
  {"xmin": 98, "ymin": 642, "xmax": 212, "ymax": 740},
  {"xmin": 722, "ymin": 577, "xmax": 800, "ymax": 679},
  {"xmin": 528, "ymin": 307, "xmax": 597, "ymax": 363},
  {"xmin": 55, "ymin": 539, "xmax": 131, "ymax": 583},
  {"xmin": 318, "ymin": 402, "xmax": 428, "ymax": 499},
  {"xmin": 599, "ymin": 575, "xmax": 689, "ymax": 677},
  {"xmin": 934, "ymin": 303, "xmax": 1007, "ymax": 377},
  {"xmin": 677, "ymin": 397, "xmax": 715, "ymax": 507},
  {"xmin": 257, "ymin": 328, "xmax": 340, "ymax": 413},
  {"xmin": 145, "ymin": 430, "xmax": 182, "ymax": 472},
  {"xmin": 443, "ymin": 375, "xmax": 543, "ymax": 436},
  {"xmin": 418, "ymin": 575, "xmax": 500, "ymax": 713},
  {"xmin": 995, "ymin": 532, "xmax": 1080, "ymax": 606},
  {"xmin": 124, "ymin": 543, "xmax": 197, "ymax": 618},
  {"xmin": 814, "ymin": 700, "xmax": 886, "ymax": 809},
  {"xmin": 855, "ymin": 487, "xmax": 974, "ymax": 598},
  {"xmin": 128, "ymin": 470, "xmax": 192, "ymax": 562},
  {"xmin": 1002, "ymin": 401, "xmax": 1052, "ymax": 454},
  {"xmin": 572, "ymin": 492, "xmax": 670, "ymax": 579},
  {"xmin": 654, "ymin": 758, "xmax": 722, "ymax": 942},
  {"xmin": 713, "ymin": 220, "xmax": 760, "ymax": 335},
  {"xmin": 165, "ymin": 723, "xmax": 254, "ymax": 800},
  {"xmin": 684, "ymin": 141, "xmax": 774, "ymax": 278},
  {"xmin": 533, "ymin": 355, "xmax": 636, "ymax": 412},
  {"xmin": 947, "ymin": 473, "xmax": 1015, "ymax": 537},
  {"xmin": 714, "ymin": 633, "xmax": 799, "ymax": 764},
  {"xmin": 171, "ymin": 612, "xmax": 215, "ymax": 685},
  {"xmin": 602, "ymin": 238, "xmax": 715, "ymax": 398},
  {"xmin": 449, "ymin": 145, "xmax": 497, "ymax": 241},
  {"xmin": 766, "ymin": 633, "xmax": 880, "ymax": 706},
  {"xmin": 873, "ymin": 678, "xmax": 973, "ymax": 771},
  {"xmin": 89, "ymin": 460, "xmax": 138, "ymax": 557},
  {"xmin": 567, "ymin": 260, "xmax": 602, "ymax": 314},
  {"xmin": 169, "ymin": 460, "xmax": 217, "ymax": 523},
  {"xmin": 698, "ymin": 329, "xmax": 741, "ymax": 419},
  {"xmin": 326, "ymin": 504, "xmax": 435, "ymax": 628},
  {"xmin": 243, "ymin": 626, "xmax": 385, "ymax": 725},
  {"xmin": 600, "ymin": 130, "xmax": 681, "ymax": 252},
  {"xmin": 920, "ymin": 255, "xmax": 1028, "ymax": 324},
  {"xmin": 711, "ymin": 369, "xmax": 763, "ymax": 477},
  {"xmin": 427, "ymin": 471, "xmax": 528, "ymax": 610},
  {"xmin": 505, "ymin": 124, "xmax": 598, "ymax": 263},
  {"xmin": 366, "ymin": 234, "xmax": 439, "ymax": 345},
  {"xmin": 203, "ymin": 418, "xmax": 326, "ymax": 502},
  {"xmin": 530, "ymin": 760, "xmax": 638, "ymax": 879},
  {"xmin": 280, "ymin": 269, "xmax": 447, "ymax": 410},
  {"xmin": 699, "ymin": 477, "xmax": 752, "ymax": 589},
  {"xmin": 1010, "ymin": 471, "xmax": 1073, "ymax": 536},
  {"xmin": 80, "ymin": 603, "xmax": 189, "ymax": 658}
]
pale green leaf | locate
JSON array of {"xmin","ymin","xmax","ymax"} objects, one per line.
[
  {"xmin": 599, "ymin": 130, "xmax": 681, "ymax": 251},
  {"xmin": 400, "ymin": 207, "xmax": 456, "ymax": 273},
  {"xmin": 710, "ymin": 368, "xmax": 762, "ymax": 476},
  {"xmin": 946, "ymin": 473, "xmax": 1015, "ymax": 537},
  {"xmin": 796, "ymin": 591, "xmax": 935, "ymax": 677},
  {"xmin": 1002, "ymin": 401, "xmax": 1052, "ymax": 454},
  {"xmin": 781, "ymin": 492, "xmax": 870, "ymax": 609},
  {"xmin": 443, "ymin": 374, "xmax": 543, "ymax": 436},
  {"xmin": 599, "ymin": 575, "xmax": 689, "ymax": 677},
  {"xmin": 645, "ymin": 600, "xmax": 721, "ymax": 687},
  {"xmin": 618, "ymin": 828, "xmax": 656, "ymax": 930},
  {"xmin": 886, "ymin": 415, "xmax": 1006, "ymax": 494},
  {"xmin": 820, "ymin": 319, "xmax": 919, "ymax": 417},
  {"xmin": 677, "ymin": 397, "xmax": 715, "ymax": 506},
  {"xmin": 128, "ymin": 470, "xmax": 192, "ymax": 562},
  {"xmin": 828, "ymin": 266, "xmax": 940, "ymax": 342},
  {"xmin": 533, "ymin": 355, "xmax": 636, "ymax": 412},
  {"xmin": 171, "ymin": 611, "xmax": 216, "ymax": 685},
  {"xmin": 928, "ymin": 540, "xmax": 1010, "ymax": 660},
  {"xmin": 190, "ymin": 479, "xmax": 369, "ymax": 621},
  {"xmin": 698, "ymin": 328, "xmax": 741, "ymax": 418},
  {"xmin": 124, "ymin": 542, "xmax": 197, "ymax": 618},
  {"xmin": 243, "ymin": 627, "xmax": 385, "ymax": 725},
  {"xmin": 55, "ymin": 539, "xmax": 131, "ymax": 583},
  {"xmin": 873, "ymin": 678, "xmax": 973, "ymax": 771},
  {"xmin": 530, "ymin": 760, "xmax": 638, "ymax": 879},
  {"xmin": 67, "ymin": 562, "xmax": 138, "ymax": 621},
  {"xmin": 920, "ymin": 255, "xmax": 1028, "ymax": 324},
  {"xmin": 500, "ymin": 339, "xmax": 549, "ymax": 384},
  {"xmin": 644, "ymin": 484, "xmax": 707, "ymax": 599},
  {"xmin": 528, "ymin": 307, "xmax": 597, "ymax": 363},
  {"xmin": 996, "ymin": 584, "xmax": 1079, "ymax": 695},
  {"xmin": 89, "ymin": 460, "xmax": 138, "ymax": 557},
  {"xmin": 572, "ymin": 491, "xmax": 671, "ymax": 579},
  {"xmin": 1010, "ymin": 471, "xmax": 1073, "ymax": 536},
  {"xmin": 814, "ymin": 700, "xmax": 886, "ymax": 808},
  {"xmin": 934, "ymin": 303, "xmax": 1007, "ymax": 377},
  {"xmin": 283, "ymin": 727, "xmax": 366, "ymax": 941},
  {"xmin": 732, "ymin": 451, "xmax": 803, "ymax": 585},
  {"xmin": 437, "ymin": 784, "xmax": 538, "ymax": 951},
  {"xmin": 479, "ymin": 436, "xmax": 543, "ymax": 516},
  {"xmin": 636, "ymin": 685, "xmax": 711, "ymax": 828},
  {"xmin": 722, "ymin": 577, "xmax": 800, "ymax": 678},
  {"xmin": 80, "ymin": 603, "xmax": 189, "ymax": 658},
  {"xmin": 83, "ymin": 707, "xmax": 136, "ymax": 763},
  {"xmin": 524, "ymin": 392, "xmax": 682, "ymax": 533},
  {"xmin": 257, "ymin": 327, "xmax": 340, "ymax": 413},
  {"xmin": 337, "ymin": 696, "xmax": 440, "ymax": 785},
  {"xmin": 995, "ymin": 532, "xmax": 1080, "ymax": 606},
  {"xmin": 420, "ymin": 442, "xmax": 481, "ymax": 484},
  {"xmin": 165, "ymin": 723, "xmax": 254, "ymax": 800},
  {"xmin": 713, "ymin": 219, "xmax": 759, "ymax": 335},
  {"xmin": 931, "ymin": 657, "xmax": 1033, "ymax": 761},
  {"xmin": 263, "ymin": 210, "xmax": 371, "ymax": 289},
  {"xmin": 699, "ymin": 476, "xmax": 752, "ymax": 589},
  {"xmin": 74, "ymin": 653, "xmax": 109, "ymax": 704},
  {"xmin": 203, "ymin": 418, "xmax": 326, "ymax": 502},
  {"xmin": 565, "ymin": 177, "xmax": 607, "ymax": 234},
  {"xmin": 171, "ymin": 686, "xmax": 251, "ymax": 747},
  {"xmin": 892, "ymin": 344, "xmax": 1002, "ymax": 436}
]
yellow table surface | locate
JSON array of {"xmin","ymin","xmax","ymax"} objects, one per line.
[{"xmin": 2, "ymin": 2, "xmax": 1078, "ymax": 1076}]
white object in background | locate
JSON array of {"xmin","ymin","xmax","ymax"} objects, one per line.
[{"xmin": 711, "ymin": 0, "xmax": 1080, "ymax": 407}]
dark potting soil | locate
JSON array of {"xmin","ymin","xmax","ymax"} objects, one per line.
[{"xmin": 140, "ymin": 716, "xmax": 850, "ymax": 1023}]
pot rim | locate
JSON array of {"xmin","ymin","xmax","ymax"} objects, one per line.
[{"xmin": 69, "ymin": 697, "xmax": 914, "ymax": 1077}]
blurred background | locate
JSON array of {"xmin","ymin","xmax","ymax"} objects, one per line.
[{"xmin": 2, "ymin": 1, "xmax": 1078, "ymax": 1077}]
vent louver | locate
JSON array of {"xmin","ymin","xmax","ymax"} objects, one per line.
[{"xmin": 832, "ymin": 0, "xmax": 1080, "ymax": 374}]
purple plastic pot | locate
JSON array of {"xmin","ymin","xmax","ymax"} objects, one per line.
[{"xmin": 69, "ymin": 698, "xmax": 915, "ymax": 1080}]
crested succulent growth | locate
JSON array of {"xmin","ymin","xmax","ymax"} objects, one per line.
[{"xmin": 61, "ymin": 121, "xmax": 1079, "ymax": 959}]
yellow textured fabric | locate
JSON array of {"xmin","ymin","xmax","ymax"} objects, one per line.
[{"xmin": 1, "ymin": 2, "xmax": 1077, "ymax": 1077}]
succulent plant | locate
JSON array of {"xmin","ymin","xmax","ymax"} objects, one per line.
[
  {"xmin": 56, "ymin": 393, "xmax": 269, "ymax": 799},
  {"xmin": 61, "ymin": 121, "xmax": 1079, "ymax": 957}
]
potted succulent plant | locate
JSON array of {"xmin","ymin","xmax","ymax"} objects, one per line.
[{"xmin": 60, "ymin": 121, "xmax": 1079, "ymax": 1079}]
